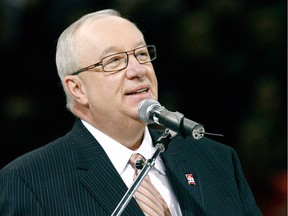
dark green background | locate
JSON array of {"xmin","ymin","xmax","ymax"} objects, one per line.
[{"xmin": 0, "ymin": 0, "xmax": 286, "ymax": 215}]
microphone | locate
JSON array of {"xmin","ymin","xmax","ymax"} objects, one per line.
[{"xmin": 137, "ymin": 99, "xmax": 205, "ymax": 139}]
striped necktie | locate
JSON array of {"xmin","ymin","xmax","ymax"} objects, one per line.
[{"xmin": 129, "ymin": 153, "xmax": 171, "ymax": 216}]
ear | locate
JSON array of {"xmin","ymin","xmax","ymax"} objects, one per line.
[{"xmin": 64, "ymin": 75, "xmax": 89, "ymax": 105}]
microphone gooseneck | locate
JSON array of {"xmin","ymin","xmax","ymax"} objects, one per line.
[{"xmin": 137, "ymin": 99, "xmax": 205, "ymax": 139}]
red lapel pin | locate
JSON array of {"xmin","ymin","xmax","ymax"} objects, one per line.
[{"xmin": 185, "ymin": 174, "xmax": 196, "ymax": 185}]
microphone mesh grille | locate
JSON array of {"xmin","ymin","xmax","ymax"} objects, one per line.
[{"xmin": 137, "ymin": 99, "xmax": 161, "ymax": 123}]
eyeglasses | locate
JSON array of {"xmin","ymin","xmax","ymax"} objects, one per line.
[{"xmin": 71, "ymin": 45, "xmax": 157, "ymax": 75}]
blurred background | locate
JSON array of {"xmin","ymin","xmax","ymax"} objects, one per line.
[{"xmin": 0, "ymin": 0, "xmax": 286, "ymax": 215}]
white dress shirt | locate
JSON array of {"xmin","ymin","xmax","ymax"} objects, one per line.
[{"xmin": 82, "ymin": 120, "xmax": 182, "ymax": 216}]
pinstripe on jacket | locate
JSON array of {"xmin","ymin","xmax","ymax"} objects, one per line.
[{"xmin": 0, "ymin": 118, "xmax": 262, "ymax": 216}]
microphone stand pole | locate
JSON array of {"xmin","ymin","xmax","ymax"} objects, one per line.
[{"xmin": 111, "ymin": 129, "xmax": 173, "ymax": 216}]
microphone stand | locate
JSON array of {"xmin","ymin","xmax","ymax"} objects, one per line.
[{"xmin": 111, "ymin": 129, "xmax": 173, "ymax": 216}]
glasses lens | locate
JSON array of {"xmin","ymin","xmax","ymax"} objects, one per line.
[
  {"xmin": 102, "ymin": 53, "xmax": 127, "ymax": 72},
  {"xmin": 135, "ymin": 46, "xmax": 156, "ymax": 64},
  {"xmin": 101, "ymin": 45, "xmax": 156, "ymax": 72}
]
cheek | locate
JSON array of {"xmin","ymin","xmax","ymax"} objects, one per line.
[
  {"xmin": 86, "ymin": 76, "xmax": 122, "ymax": 101},
  {"xmin": 82, "ymin": 77, "xmax": 102, "ymax": 101},
  {"xmin": 149, "ymin": 73, "xmax": 158, "ymax": 95}
]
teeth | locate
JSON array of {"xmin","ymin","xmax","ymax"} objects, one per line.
[
  {"xmin": 128, "ymin": 88, "xmax": 147, "ymax": 95},
  {"xmin": 136, "ymin": 88, "xmax": 147, "ymax": 93}
]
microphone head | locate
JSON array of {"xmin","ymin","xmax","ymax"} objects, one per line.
[{"xmin": 137, "ymin": 99, "xmax": 161, "ymax": 124}]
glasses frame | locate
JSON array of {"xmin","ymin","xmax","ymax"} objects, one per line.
[{"xmin": 71, "ymin": 45, "xmax": 156, "ymax": 75}]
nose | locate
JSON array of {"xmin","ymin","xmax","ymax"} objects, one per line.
[{"xmin": 125, "ymin": 52, "xmax": 147, "ymax": 78}]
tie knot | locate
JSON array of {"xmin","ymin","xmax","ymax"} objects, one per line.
[{"xmin": 129, "ymin": 153, "xmax": 145, "ymax": 170}]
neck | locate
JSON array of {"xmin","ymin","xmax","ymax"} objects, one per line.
[{"xmin": 81, "ymin": 117, "xmax": 146, "ymax": 150}]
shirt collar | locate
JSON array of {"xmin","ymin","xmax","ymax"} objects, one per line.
[{"xmin": 81, "ymin": 120, "xmax": 165, "ymax": 175}]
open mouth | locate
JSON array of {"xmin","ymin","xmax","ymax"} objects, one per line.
[{"xmin": 126, "ymin": 88, "xmax": 148, "ymax": 95}]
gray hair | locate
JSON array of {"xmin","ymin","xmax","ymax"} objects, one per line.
[{"xmin": 55, "ymin": 9, "xmax": 121, "ymax": 111}]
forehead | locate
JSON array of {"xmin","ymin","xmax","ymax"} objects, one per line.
[{"xmin": 75, "ymin": 16, "xmax": 145, "ymax": 56}]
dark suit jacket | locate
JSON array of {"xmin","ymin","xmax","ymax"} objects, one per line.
[{"xmin": 0, "ymin": 119, "xmax": 262, "ymax": 216}]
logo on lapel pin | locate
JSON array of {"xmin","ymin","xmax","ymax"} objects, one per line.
[{"xmin": 185, "ymin": 174, "xmax": 196, "ymax": 185}]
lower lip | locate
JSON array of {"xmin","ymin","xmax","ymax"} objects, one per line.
[{"xmin": 126, "ymin": 91, "xmax": 150, "ymax": 100}]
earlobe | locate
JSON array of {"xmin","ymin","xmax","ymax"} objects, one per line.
[{"xmin": 64, "ymin": 76, "xmax": 88, "ymax": 105}]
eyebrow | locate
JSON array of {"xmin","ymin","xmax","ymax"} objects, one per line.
[
  {"xmin": 100, "ymin": 42, "xmax": 146, "ymax": 59},
  {"xmin": 100, "ymin": 46, "xmax": 117, "ymax": 58}
]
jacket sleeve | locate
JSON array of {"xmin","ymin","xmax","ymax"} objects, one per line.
[{"xmin": 0, "ymin": 169, "xmax": 44, "ymax": 216}]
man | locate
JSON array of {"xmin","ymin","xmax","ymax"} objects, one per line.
[{"xmin": 0, "ymin": 9, "xmax": 262, "ymax": 215}]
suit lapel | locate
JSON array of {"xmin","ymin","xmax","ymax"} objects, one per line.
[
  {"xmin": 70, "ymin": 120, "xmax": 143, "ymax": 215},
  {"xmin": 80, "ymin": 154, "xmax": 142, "ymax": 215},
  {"xmin": 163, "ymin": 151, "xmax": 206, "ymax": 216},
  {"xmin": 150, "ymin": 128, "xmax": 206, "ymax": 215}
]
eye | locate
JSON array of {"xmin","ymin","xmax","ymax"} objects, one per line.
[
  {"xmin": 136, "ymin": 49, "xmax": 150, "ymax": 61},
  {"xmin": 104, "ymin": 54, "xmax": 125, "ymax": 65},
  {"xmin": 105, "ymin": 55, "xmax": 123, "ymax": 64},
  {"xmin": 137, "ymin": 50, "xmax": 149, "ymax": 57},
  {"xmin": 102, "ymin": 53, "xmax": 127, "ymax": 71}
]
